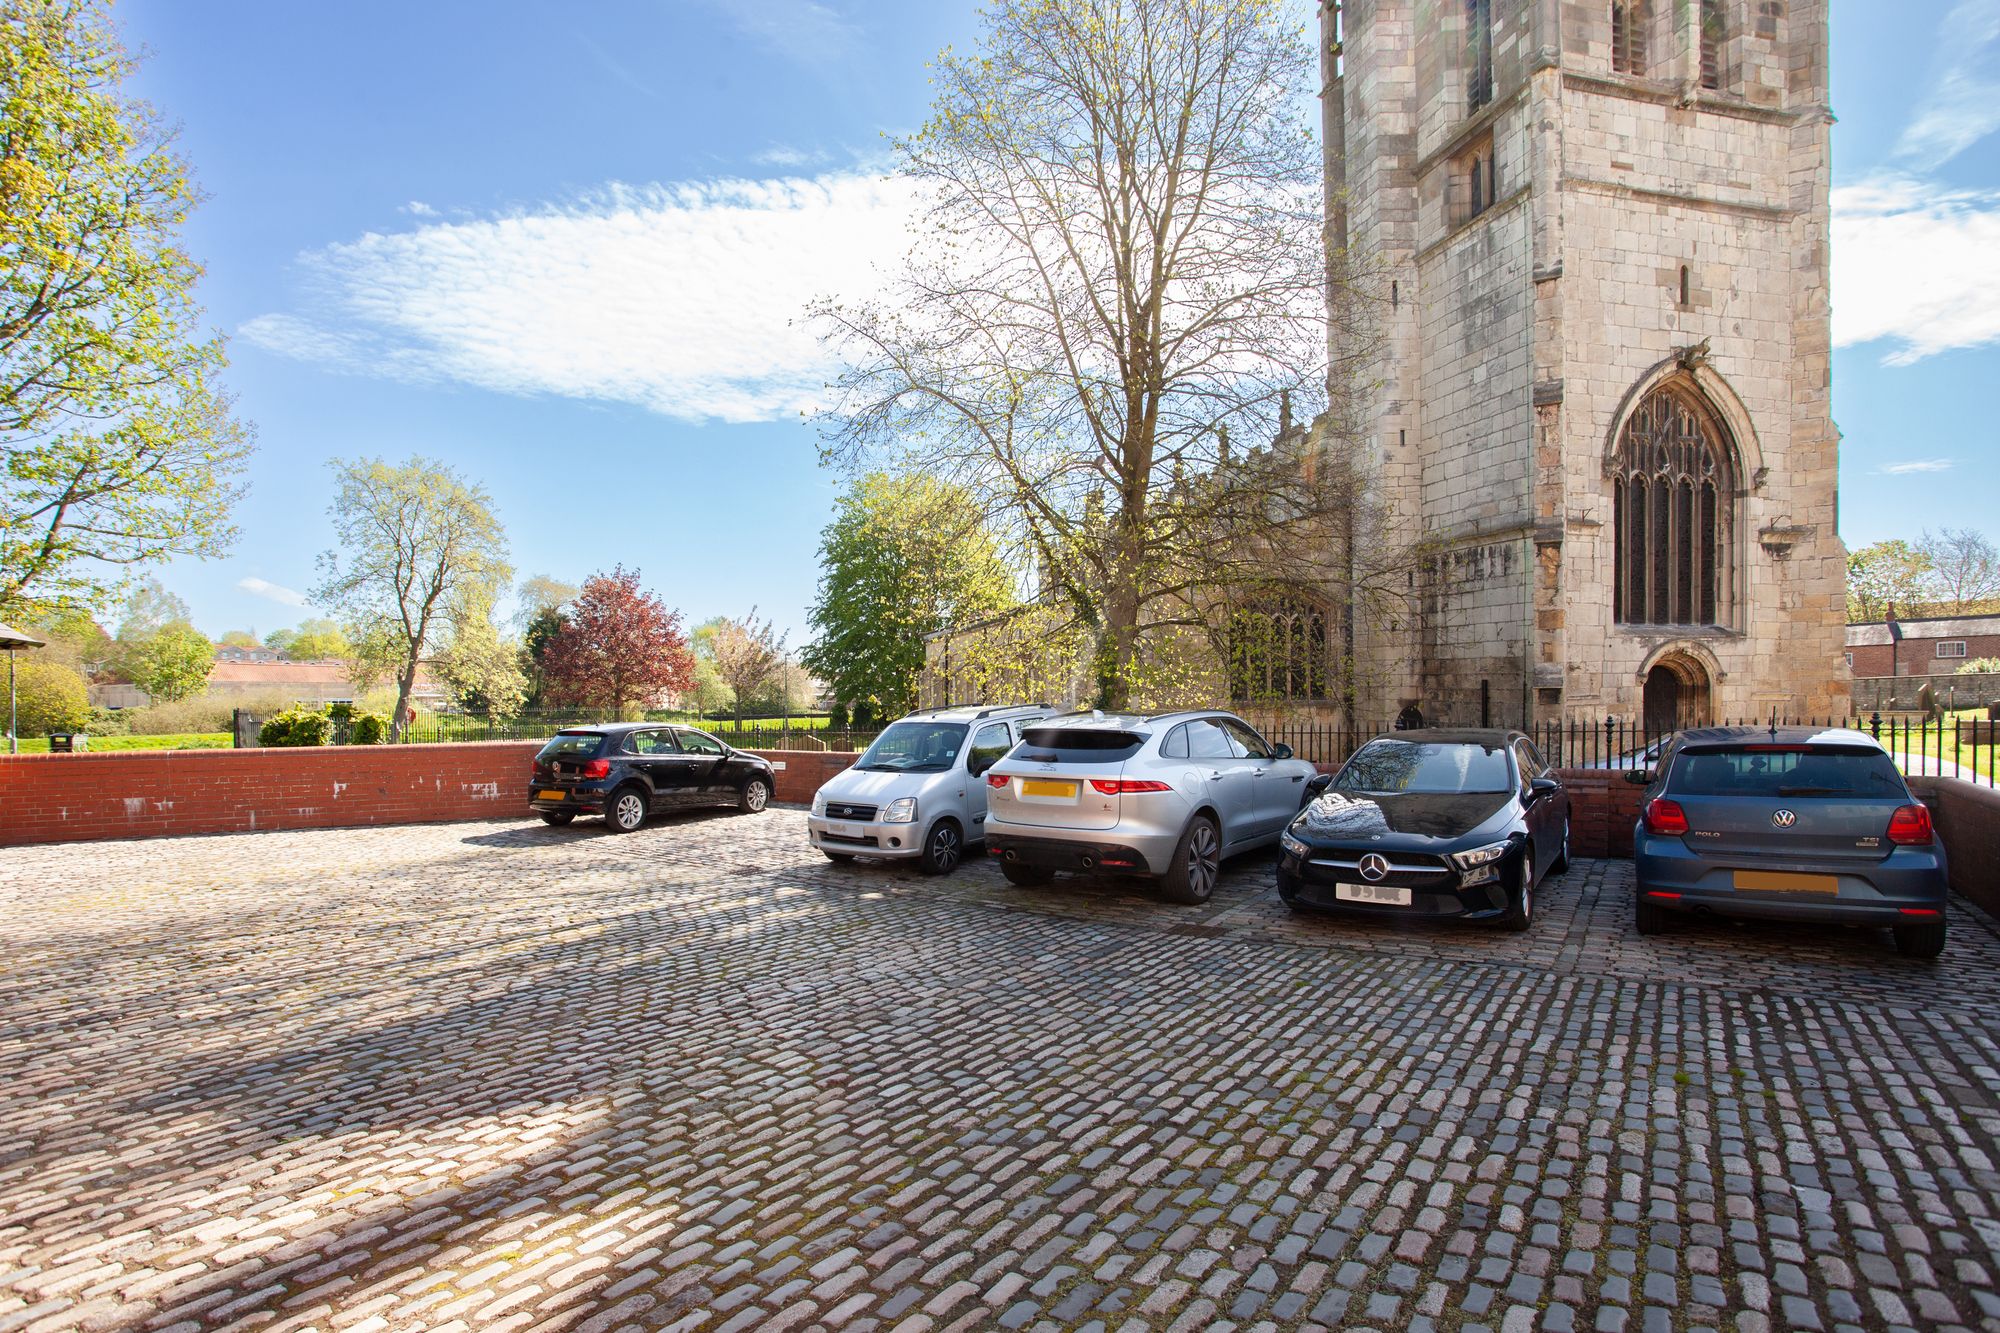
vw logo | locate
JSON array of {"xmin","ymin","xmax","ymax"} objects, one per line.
[
  {"xmin": 1358, "ymin": 853, "xmax": 1391, "ymax": 882},
  {"xmin": 1771, "ymin": 809, "xmax": 1798, "ymax": 829}
]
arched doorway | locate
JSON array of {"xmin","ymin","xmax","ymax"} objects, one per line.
[{"xmin": 1641, "ymin": 652, "xmax": 1713, "ymax": 734}]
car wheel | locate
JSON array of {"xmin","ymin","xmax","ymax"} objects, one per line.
[
  {"xmin": 918, "ymin": 819, "xmax": 963, "ymax": 875},
  {"xmin": 1551, "ymin": 817, "xmax": 1571, "ymax": 875},
  {"xmin": 823, "ymin": 850, "xmax": 855, "ymax": 863},
  {"xmin": 1498, "ymin": 853, "xmax": 1534, "ymax": 931},
  {"xmin": 605, "ymin": 785, "xmax": 649, "ymax": 834},
  {"xmin": 539, "ymin": 812, "xmax": 575, "ymax": 827},
  {"xmin": 1001, "ymin": 860, "xmax": 1055, "ymax": 887},
  {"xmin": 1893, "ymin": 919, "xmax": 1946, "ymax": 959},
  {"xmin": 1159, "ymin": 815, "xmax": 1221, "ymax": 905},
  {"xmin": 738, "ymin": 777, "xmax": 770, "ymax": 814},
  {"xmin": 1634, "ymin": 895, "xmax": 1669, "ymax": 936}
]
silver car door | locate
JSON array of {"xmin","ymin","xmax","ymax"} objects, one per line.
[
  {"xmin": 1186, "ymin": 718, "xmax": 1257, "ymax": 847},
  {"xmin": 965, "ymin": 721, "xmax": 1013, "ymax": 835},
  {"xmin": 1220, "ymin": 717, "xmax": 1296, "ymax": 836}
]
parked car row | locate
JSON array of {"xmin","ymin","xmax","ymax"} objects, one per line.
[{"xmin": 525, "ymin": 708, "xmax": 1950, "ymax": 958}]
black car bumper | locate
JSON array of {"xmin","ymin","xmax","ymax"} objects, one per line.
[
  {"xmin": 987, "ymin": 833, "xmax": 1155, "ymax": 874},
  {"xmin": 1276, "ymin": 845, "xmax": 1521, "ymax": 920},
  {"xmin": 528, "ymin": 782, "xmax": 613, "ymax": 814}
]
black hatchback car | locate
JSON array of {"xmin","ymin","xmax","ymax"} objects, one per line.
[
  {"xmin": 1276, "ymin": 729, "xmax": 1571, "ymax": 931},
  {"xmin": 529, "ymin": 723, "xmax": 778, "ymax": 832}
]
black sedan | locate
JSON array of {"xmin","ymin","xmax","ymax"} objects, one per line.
[
  {"xmin": 1276, "ymin": 729, "xmax": 1570, "ymax": 931},
  {"xmin": 528, "ymin": 723, "xmax": 777, "ymax": 832}
]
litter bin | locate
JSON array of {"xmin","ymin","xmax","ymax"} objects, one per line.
[{"xmin": 47, "ymin": 733, "xmax": 87, "ymax": 753}]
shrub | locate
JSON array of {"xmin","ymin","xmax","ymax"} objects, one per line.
[
  {"xmin": 119, "ymin": 695, "xmax": 234, "ymax": 735},
  {"xmin": 259, "ymin": 707, "xmax": 334, "ymax": 747},
  {"xmin": 349, "ymin": 712, "xmax": 389, "ymax": 744},
  {"xmin": 828, "ymin": 701, "xmax": 849, "ymax": 729},
  {"xmin": 87, "ymin": 705, "xmax": 133, "ymax": 736},
  {"xmin": 1956, "ymin": 658, "xmax": 2000, "ymax": 675},
  {"xmin": 8, "ymin": 659, "xmax": 90, "ymax": 737}
]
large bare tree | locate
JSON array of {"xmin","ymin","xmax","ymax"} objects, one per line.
[
  {"xmin": 815, "ymin": 0, "xmax": 1383, "ymax": 709},
  {"xmin": 1917, "ymin": 528, "xmax": 2000, "ymax": 614}
]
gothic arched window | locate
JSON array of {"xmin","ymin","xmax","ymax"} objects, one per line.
[
  {"xmin": 1228, "ymin": 599, "xmax": 1331, "ymax": 702},
  {"xmin": 1611, "ymin": 0, "xmax": 1649, "ymax": 75},
  {"xmin": 1612, "ymin": 384, "xmax": 1736, "ymax": 628}
]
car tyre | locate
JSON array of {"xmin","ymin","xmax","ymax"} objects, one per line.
[
  {"xmin": 1497, "ymin": 853, "xmax": 1534, "ymax": 932},
  {"xmin": 1634, "ymin": 895, "xmax": 1669, "ymax": 935},
  {"xmin": 1159, "ymin": 815, "xmax": 1221, "ymax": 905},
  {"xmin": 605, "ymin": 785, "xmax": 649, "ymax": 834},
  {"xmin": 539, "ymin": 812, "xmax": 575, "ymax": 827},
  {"xmin": 822, "ymin": 850, "xmax": 856, "ymax": 863},
  {"xmin": 1001, "ymin": 859, "xmax": 1055, "ymax": 887},
  {"xmin": 1550, "ymin": 817, "xmax": 1571, "ymax": 875},
  {"xmin": 738, "ymin": 776, "xmax": 770, "ymax": 814},
  {"xmin": 918, "ymin": 819, "xmax": 963, "ymax": 876},
  {"xmin": 1893, "ymin": 919, "xmax": 1946, "ymax": 959}
]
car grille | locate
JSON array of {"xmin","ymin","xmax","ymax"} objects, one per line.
[
  {"xmin": 1303, "ymin": 850, "xmax": 1454, "ymax": 888},
  {"xmin": 825, "ymin": 802, "xmax": 878, "ymax": 822}
]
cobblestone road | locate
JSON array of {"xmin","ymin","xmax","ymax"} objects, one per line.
[{"xmin": 2, "ymin": 809, "xmax": 1997, "ymax": 1333}]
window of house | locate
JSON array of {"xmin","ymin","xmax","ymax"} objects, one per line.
[
  {"xmin": 1465, "ymin": 0, "xmax": 1494, "ymax": 111},
  {"xmin": 1611, "ymin": 0, "xmax": 1649, "ymax": 75},
  {"xmin": 1937, "ymin": 641, "xmax": 1969, "ymax": 659},
  {"xmin": 1454, "ymin": 135, "xmax": 1498, "ymax": 224},
  {"xmin": 1613, "ymin": 382, "xmax": 1737, "ymax": 629},
  {"xmin": 1700, "ymin": 0, "xmax": 1725, "ymax": 90},
  {"xmin": 1228, "ymin": 599, "xmax": 1332, "ymax": 702},
  {"xmin": 1844, "ymin": 652, "xmax": 1854, "ymax": 668}
]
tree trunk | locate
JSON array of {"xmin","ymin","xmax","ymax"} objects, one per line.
[{"xmin": 390, "ymin": 660, "xmax": 419, "ymax": 743}]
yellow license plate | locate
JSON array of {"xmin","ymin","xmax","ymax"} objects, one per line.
[
  {"xmin": 1733, "ymin": 870, "xmax": 1837, "ymax": 894},
  {"xmin": 1020, "ymin": 779, "xmax": 1077, "ymax": 798},
  {"xmin": 537, "ymin": 789, "xmax": 565, "ymax": 801}
]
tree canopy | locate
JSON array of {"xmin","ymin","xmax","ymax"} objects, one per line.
[
  {"xmin": 802, "ymin": 472, "xmax": 1017, "ymax": 715},
  {"xmin": 708, "ymin": 610, "xmax": 787, "ymax": 722},
  {"xmin": 541, "ymin": 567, "xmax": 693, "ymax": 714},
  {"xmin": 114, "ymin": 618, "xmax": 211, "ymax": 702},
  {"xmin": 0, "ymin": 0, "xmax": 252, "ymax": 619},
  {"xmin": 1847, "ymin": 540, "xmax": 1936, "ymax": 622}
]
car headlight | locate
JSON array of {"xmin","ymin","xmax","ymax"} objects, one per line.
[
  {"xmin": 811, "ymin": 790, "xmax": 827, "ymax": 817},
  {"xmin": 1280, "ymin": 829, "xmax": 1309, "ymax": 858},
  {"xmin": 1448, "ymin": 841, "xmax": 1511, "ymax": 871},
  {"xmin": 882, "ymin": 797, "xmax": 917, "ymax": 824}
]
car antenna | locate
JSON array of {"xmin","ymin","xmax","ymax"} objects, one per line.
[{"xmin": 1768, "ymin": 710, "xmax": 1777, "ymax": 739}]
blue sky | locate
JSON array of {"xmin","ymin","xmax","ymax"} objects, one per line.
[{"xmin": 117, "ymin": 0, "xmax": 1999, "ymax": 641}]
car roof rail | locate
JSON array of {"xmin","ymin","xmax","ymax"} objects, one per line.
[{"xmin": 907, "ymin": 702, "xmax": 1052, "ymax": 719}]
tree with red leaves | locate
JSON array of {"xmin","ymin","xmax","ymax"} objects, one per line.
[{"xmin": 542, "ymin": 567, "xmax": 694, "ymax": 713}]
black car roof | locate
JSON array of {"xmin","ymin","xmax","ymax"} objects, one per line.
[
  {"xmin": 556, "ymin": 721, "xmax": 708, "ymax": 734},
  {"xmin": 1365, "ymin": 728, "xmax": 1521, "ymax": 747}
]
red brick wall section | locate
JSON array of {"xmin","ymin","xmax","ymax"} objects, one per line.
[
  {"xmin": 1904, "ymin": 776, "xmax": 2000, "ymax": 920},
  {"xmin": 0, "ymin": 744, "xmax": 865, "ymax": 848},
  {"xmin": 1558, "ymin": 769, "xmax": 1648, "ymax": 859}
]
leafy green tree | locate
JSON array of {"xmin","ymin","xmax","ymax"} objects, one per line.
[
  {"xmin": 518, "ymin": 605, "xmax": 564, "ymax": 709},
  {"xmin": 280, "ymin": 617, "xmax": 348, "ymax": 661},
  {"xmin": 312, "ymin": 457, "xmax": 511, "ymax": 741},
  {"xmin": 217, "ymin": 629, "xmax": 258, "ymax": 648},
  {"xmin": 513, "ymin": 574, "xmax": 577, "ymax": 625},
  {"xmin": 435, "ymin": 603, "xmax": 527, "ymax": 718},
  {"xmin": 117, "ymin": 577, "xmax": 190, "ymax": 637},
  {"xmin": 1847, "ymin": 540, "xmax": 1938, "ymax": 621},
  {"xmin": 709, "ymin": 610, "xmax": 786, "ymax": 723},
  {"xmin": 0, "ymin": 0, "xmax": 253, "ymax": 617},
  {"xmin": 803, "ymin": 473, "xmax": 1017, "ymax": 716},
  {"xmin": 9, "ymin": 657, "xmax": 88, "ymax": 736},
  {"xmin": 685, "ymin": 624, "xmax": 736, "ymax": 719},
  {"xmin": 116, "ymin": 620, "xmax": 212, "ymax": 702},
  {"xmin": 28, "ymin": 607, "xmax": 110, "ymax": 674}
]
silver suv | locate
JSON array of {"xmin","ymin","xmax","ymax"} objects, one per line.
[
  {"xmin": 984, "ymin": 710, "xmax": 1322, "ymax": 903},
  {"xmin": 807, "ymin": 704, "xmax": 1056, "ymax": 874}
]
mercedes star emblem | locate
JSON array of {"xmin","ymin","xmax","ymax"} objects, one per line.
[
  {"xmin": 1359, "ymin": 853, "xmax": 1391, "ymax": 882},
  {"xmin": 1771, "ymin": 809, "xmax": 1798, "ymax": 829}
]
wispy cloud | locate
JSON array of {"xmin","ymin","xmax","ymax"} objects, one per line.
[
  {"xmin": 401, "ymin": 201, "xmax": 437, "ymax": 218},
  {"xmin": 242, "ymin": 173, "xmax": 917, "ymax": 424},
  {"xmin": 1895, "ymin": 0, "xmax": 2000, "ymax": 170},
  {"xmin": 1879, "ymin": 458, "xmax": 1955, "ymax": 475},
  {"xmin": 1832, "ymin": 177, "xmax": 2000, "ymax": 364},
  {"xmin": 695, "ymin": 0, "xmax": 860, "ymax": 70},
  {"xmin": 754, "ymin": 144, "xmax": 830, "ymax": 168},
  {"xmin": 238, "ymin": 576, "xmax": 308, "ymax": 607}
]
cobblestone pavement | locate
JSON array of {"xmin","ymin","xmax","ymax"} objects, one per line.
[{"xmin": 2, "ymin": 809, "xmax": 1997, "ymax": 1333}]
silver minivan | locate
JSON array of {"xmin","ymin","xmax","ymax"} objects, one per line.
[
  {"xmin": 807, "ymin": 704, "xmax": 1056, "ymax": 874},
  {"xmin": 984, "ymin": 710, "xmax": 1323, "ymax": 903}
]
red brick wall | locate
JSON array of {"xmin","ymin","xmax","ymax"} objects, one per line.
[
  {"xmin": 0, "ymin": 744, "xmax": 864, "ymax": 848},
  {"xmin": 1849, "ymin": 634, "xmax": 2000, "ymax": 677},
  {"xmin": 1905, "ymin": 776, "xmax": 2000, "ymax": 920},
  {"xmin": 1558, "ymin": 769, "xmax": 1648, "ymax": 858}
]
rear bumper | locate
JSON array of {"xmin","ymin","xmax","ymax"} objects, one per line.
[
  {"xmin": 529, "ymin": 783, "xmax": 611, "ymax": 814},
  {"xmin": 1634, "ymin": 831, "xmax": 1949, "ymax": 923},
  {"xmin": 985, "ymin": 825, "xmax": 1177, "ymax": 875}
]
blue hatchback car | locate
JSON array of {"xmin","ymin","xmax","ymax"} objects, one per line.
[{"xmin": 1630, "ymin": 726, "xmax": 1948, "ymax": 958}]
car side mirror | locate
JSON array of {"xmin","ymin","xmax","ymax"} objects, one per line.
[
  {"xmin": 1271, "ymin": 742, "xmax": 1294, "ymax": 761},
  {"xmin": 1305, "ymin": 772, "xmax": 1333, "ymax": 797},
  {"xmin": 1528, "ymin": 776, "xmax": 1560, "ymax": 801},
  {"xmin": 1623, "ymin": 769, "xmax": 1653, "ymax": 786}
]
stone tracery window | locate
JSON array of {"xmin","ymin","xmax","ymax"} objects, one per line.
[
  {"xmin": 1613, "ymin": 384, "xmax": 1736, "ymax": 628},
  {"xmin": 1228, "ymin": 598, "xmax": 1331, "ymax": 702},
  {"xmin": 1611, "ymin": 0, "xmax": 1649, "ymax": 75}
]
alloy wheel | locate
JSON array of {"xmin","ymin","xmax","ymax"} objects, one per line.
[
  {"xmin": 614, "ymin": 792, "xmax": 646, "ymax": 830},
  {"xmin": 744, "ymin": 780, "xmax": 769, "ymax": 813},
  {"xmin": 929, "ymin": 823, "xmax": 961, "ymax": 873},
  {"xmin": 1187, "ymin": 821, "xmax": 1219, "ymax": 898}
]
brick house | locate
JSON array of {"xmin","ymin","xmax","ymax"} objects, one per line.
[{"xmin": 1846, "ymin": 613, "xmax": 2000, "ymax": 677}]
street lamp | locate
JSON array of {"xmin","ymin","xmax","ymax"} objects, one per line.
[{"xmin": 0, "ymin": 623, "xmax": 49, "ymax": 755}]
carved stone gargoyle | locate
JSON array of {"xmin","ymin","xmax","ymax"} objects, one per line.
[{"xmin": 1675, "ymin": 338, "xmax": 1712, "ymax": 373}]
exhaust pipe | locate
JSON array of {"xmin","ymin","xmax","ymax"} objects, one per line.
[{"xmin": 1080, "ymin": 855, "xmax": 1095, "ymax": 869}]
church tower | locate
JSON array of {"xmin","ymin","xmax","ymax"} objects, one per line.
[{"xmin": 1324, "ymin": 0, "xmax": 1850, "ymax": 730}]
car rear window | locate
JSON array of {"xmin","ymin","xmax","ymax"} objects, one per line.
[
  {"xmin": 537, "ymin": 732, "xmax": 606, "ymax": 760},
  {"xmin": 1668, "ymin": 746, "xmax": 1905, "ymax": 798},
  {"xmin": 1017, "ymin": 727, "xmax": 1148, "ymax": 763},
  {"xmin": 1334, "ymin": 740, "xmax": 1513, "ymax": 794}
]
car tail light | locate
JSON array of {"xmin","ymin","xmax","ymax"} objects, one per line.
[
  {"xmin": 1088, "ymin": 779, "xmax": 1174, "ymax": 795},
  {"xmin": 1644, "ymin": 798, "xmax": 1690, "ymax": 836},
  {"xmin": 1886, "ymin": 804, "xmax": 1933, "ymax": 846},
  {"xmin": 1898, "ymin": 907, "xmax": 1941, "ymax": 917},
  {"xmin": 580, "ymin": 759, "xmax": 611, "ymax": 780},
  {"xmin": 987, "ymin": 773, "xmax": 1010, "ymax": 789}
]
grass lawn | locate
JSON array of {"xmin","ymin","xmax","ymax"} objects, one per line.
[{"xmin": 10, "ymin": 733, "xmax": 232, "ymax": 754}]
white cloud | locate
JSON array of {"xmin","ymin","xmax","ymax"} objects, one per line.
[
  {"xmin": 401, "ymin": 201, "xmax": 438, "ymax": 218},
  {"xmin": 1879, "ymin": 458, "xmax": 1954, "ymax": 475},
  {"xmin": 238, "ymin": 576, "xmax": 308, "ymax": 607},
  {"xmin": 1895, "ymin": 0, "xmax": 2000, "ymax": 170},
  {"xmin": 242, "ymin": 173, "xmax": 918, "ymax": 424},
  {"xmin": 1832, "ymin": 177, "xmax": 2000, "ymax": 364},
  {"xmin": 696, "ymin": 0, "xmax": 860, "ymax": 70},
  {"xmin": 754, "ymin": 145, "xmax": 829, "ymax": 168}
]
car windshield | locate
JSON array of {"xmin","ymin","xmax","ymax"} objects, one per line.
[
  {"xmin": 1669, "ymin": 746, "xmax": 1905, "ymax": 797},
  {"xmin": 857, "ymin": 721, "xmax": 968, "ymax": 772},
  {"xmin": 1334, "ymin": 740, "xmax": 1513, "ymax": 794},
  {"xmin": 537, "ymin": 732, "xmax": 605, "ymax": 760}
]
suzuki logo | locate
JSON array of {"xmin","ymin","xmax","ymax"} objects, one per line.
[
  {"xmin": 1358, "ymin": 853, "xmax": 1391, "ymax": 882},
  {"xmin": 1771, "ymin": 809, "xmax": 1798, "ymax": 829}
]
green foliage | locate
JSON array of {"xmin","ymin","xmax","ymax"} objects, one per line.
[
  {"xmin": 804, "ymin": 473, "xmax": 1019, "ymax": 717},
  {"xmin": 217, "ymin": 629, "xmax": 259, "ymax": 648},
  {"xmin": 258, "ymin": 707, "xmax": 333, "ymax": 747},
  {"xmin": 348, "ymin": 712, "xmax": 389, "ymax": 744},
  {"xmin": 115, "ymin": 620, "xmax": 213, "ymax": 702},
  {"xmin": 0, "ymin": 1, "xmax": 253, "ymax": 614},
  {"xmin": 828, "ymin": 701, "xmax": 849, "ymax": 729},
  {"xmin": 707, "ymin": 609, "xmax": 788, "ymax": 722},
  {"xmin": 1957, "ymin": 657, "xmax": 2000, "ymax": 675},
  {"xmin": 434, "ymin": 605, "xmax": 527, "ymax": 717},
  {"xmin": 7, "ymin": 657, "xmax": 89, "ymax": 736},
  {"xmin": 1847, "ymin": 540, "xmax": 1937, "ymax": 621},
  {"xmin": 541, "ymin": 567, "xmax": 693, "ymax": 712},
  {"xmin": 262, "ymin": 617, "xmax": 348, "ymax": 660}
]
